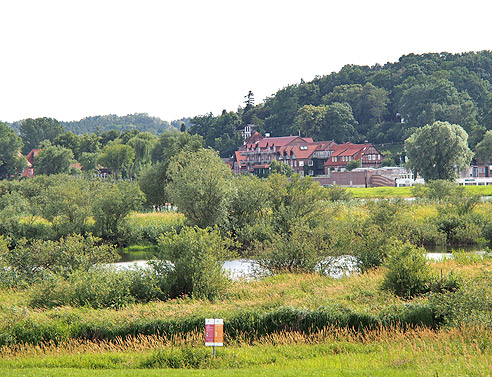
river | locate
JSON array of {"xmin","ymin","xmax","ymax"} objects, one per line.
[{"xmin": 112, "ymin": 252, "xmax": 468, "ymax": 279}]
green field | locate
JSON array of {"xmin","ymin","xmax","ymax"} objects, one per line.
[{"xmin": 347, "ymin": 184, "xmax": 492, "ymax": 198}]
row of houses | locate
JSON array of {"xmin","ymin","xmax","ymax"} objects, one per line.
[{"xmin": 230, "ymin": 132, "xmax": 384, "ymax": 177}]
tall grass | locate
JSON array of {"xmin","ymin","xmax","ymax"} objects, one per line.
[{"xmin": 2, "ymin": 325, "xmax": 492, "ymax": 376}]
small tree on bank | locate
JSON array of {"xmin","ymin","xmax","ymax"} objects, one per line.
[{"xmin": 154, "ymin": 227, "xmax": 234, "ymax": 300}]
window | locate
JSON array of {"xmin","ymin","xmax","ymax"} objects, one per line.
[
  {"xmin": 308, "ymin": 170, "xmax": 314, "ymax": 176},
  {"xmin": 308, "ymin": 160, "xmax": 313, "ymax": 166},
  {"xmin": 299, "ymin": 161, "xmax": 304, "ymax": 167},
  {"xmin": 300, "ymin": 145, "xmax": 308, "ymax": 150},
  {"xmin": 332, "ymin": 157, "xmax": 337, "ymax": 162}
]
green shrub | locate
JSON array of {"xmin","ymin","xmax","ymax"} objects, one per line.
[
  {"xmin": 350, "ymin": 224, "xmax": 393, "ymax": 272},
  {"xmin": 154, "ymin": 227, "xmax": 235, "ymax": 300},
  {"xmin": 1, "ymin": 234, "xmax": 119, "ymax": 283},
  {"xmin": 381, "ymin": 241, "xmax": 432, "ymax": 299},
  {"xmin": 127, "ymin": 266, "xmax": 167, "ymax": 302},
  {"xmin": 482, "ymin": 221, "xmax": 492, "ymax": 246},
  {"xmin": 68, "ymin": 267, "xmax": 135, "ymax": 309},
  {"xmin": 346, "ymin": 159, "xmax": 361, "ymax": 171},
  {"xmin": 436, "ymin": 212, "xmax": 483, "ymax": 245},
  {"xmin": 429, "ymin": 270, "xmax": 461, "ymax": 294},
  {"xmin": 398, "ymin": 217, "xmax": 447, "ymax": 246},
  {"xmin": 429, "ymin": 271, "xmax": 492, "ymax": 327},
  {"xmin": 27, "ymin": 273, "xmax": 71, "ymax": 308},
  {"xmin": 28, "ymin": 266, "xmax": 168, "ymax": 309},
  {"xmin": 323, "ymin": 185, "xmax": 352, "ymax": 201},
  {"xmin": 255, "ymin": 225, "xmax": 329, "ymax": 274}
]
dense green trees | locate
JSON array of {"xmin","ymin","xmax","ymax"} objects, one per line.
[
  {"xmin": 97, "ymin": 144, "xmax": 135, "ymax": 178},
  {"xmin": 189, "ymin": 111, "xmax": 243, "ymax": 158},
  {"xmin": 61, "ymin": 113, "xmax": 176, "ymax": 134},
  {"xmin": 20, "ymin": 118, "xmax": 64, "ymax": 154},
  {"xmin": 186, "ymin": 51, "xmax": 492, "ymax": 157},
  {"xmin": 0, "ymin": 175, "xmax": 145, "ymax": 245},
  {"xmin": 0, "ymin": 122, "xmax": 26, "ymax": 179},
  {"xmin": 293, "ymin": 102, "xmax": 359, "ymax": 142},
  {"xmin": 34, "ymin": 144, "xmax": 74, "ymax": 176},
  {"xmin": 139, "ymin": 131, "xmax": 204, "ymax": 207},
  {"xmin": 405, "ymin": 121, "xmax": 473, "ymax": 181},
  {"xmin": 474, "ymin": 130, "xmax": 492, "ymax": 163},
  {"xmin": 92, "ymin": 181, "xmax": 145, "ymax": 240}
]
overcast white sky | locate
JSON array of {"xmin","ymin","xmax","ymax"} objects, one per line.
[{"xmin": 0, "ymin": 0, "xmax": 490, "ymax": 123}]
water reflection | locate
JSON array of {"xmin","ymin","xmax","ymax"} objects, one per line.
[
  {"xmin": 113, "ymin": 246, "xmax": 485, "ymax": 279},
  {"xmin": 111, "ymin": 256, "xmax": 359, "ymax": 280}
]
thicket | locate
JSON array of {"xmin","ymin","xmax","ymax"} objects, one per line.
[{"xmin": 0, "ymin": 175, "xmax": 147, "ymax": 246}]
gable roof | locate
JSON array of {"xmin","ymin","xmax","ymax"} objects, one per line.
[
  {"xmin": 244, "ymin": 131, "xmax": 263, "ymax": 145},
  {"xmin": 253, "ymin": 136, "xmax": 314, "ymax": 149},
  {"xmin": 279, "ymin": 143, "xmax": 316, "ymax": 159},
  {"xmin": 234, "ymin": 150, "xmax": 246, "ymax": 163},
  {"xmin": 25, "ymin": 149, "xmax": 41, "ymax": 166},
  {"xmin": 324, "ymin": 143, "xmax": 372, "ymax": 166}
]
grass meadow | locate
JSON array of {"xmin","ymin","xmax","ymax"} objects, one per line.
[
  {"xmin": 2, "ymin": 257, "xmax": 492, "ymax": 376},
  {"xmin": 346, "ymin": 184, "xmax": 492, "ymax": 198}
]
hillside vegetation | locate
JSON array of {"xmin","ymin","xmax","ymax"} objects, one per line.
[{"xmin": 190, "ymin": 51, "xmax": 492, "ymax": 157}]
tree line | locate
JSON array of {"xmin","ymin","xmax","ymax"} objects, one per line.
[{"xmin": 0, "ymin": 118, "xmax": 199, "ymax": 180}]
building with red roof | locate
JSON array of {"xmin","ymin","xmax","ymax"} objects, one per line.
[
  {"xmin": 233, "ymin": 133, "xmax": 314, "ymax": 174},
  {"xmin": 232, "ymin": 132, "xmax": 383, "ymax": 177},
  {"xmin": 323, "ymin": 143, "xmax": 382, "ymax": 173},
  {"xmin": 19, "ymin": 149, "xmax": 41, "ymax": 178}
]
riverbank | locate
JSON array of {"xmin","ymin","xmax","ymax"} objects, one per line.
[{"xmin": 1, "ymin": 255, "xmax": 492, "ymax": 375}]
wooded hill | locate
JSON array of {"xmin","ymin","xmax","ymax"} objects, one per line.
[
  {"xmin": 61, "ymin": 113, "xmax": 177, "ymax": 134},
  {"xmin": 190, "ymin": 51, "xmax": 492, "ymax": 157},
  {"xmin": 7, "ymin": 113, "xmax": 178, "ymax": 135}
]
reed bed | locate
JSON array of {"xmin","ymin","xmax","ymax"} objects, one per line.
[{"xmin": 2, "ymin": 325, "xmax": 492, "ymax": 374}]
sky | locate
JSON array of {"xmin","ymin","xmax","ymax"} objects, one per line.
[{"xmin": 0, "ymin": 0, "xmax": 491, "ymax": 123}]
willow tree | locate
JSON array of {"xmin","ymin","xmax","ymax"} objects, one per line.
[
  {"xmin": 405, "ymin": 121, "xmax": 473, "ymax": 181},
  {"xmin": 166, "ymin": 148, "xmax": 235, "ymax": 228}
]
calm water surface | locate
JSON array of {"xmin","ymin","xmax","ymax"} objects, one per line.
[{"xmin": 115, "ymin": 244, "xmax": 485, "ymax": 279}]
